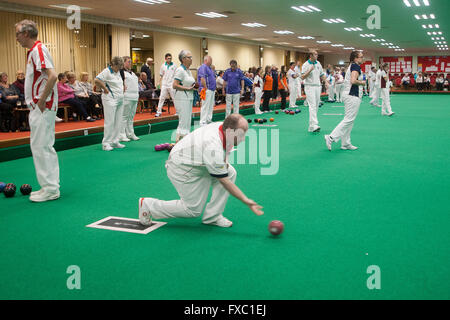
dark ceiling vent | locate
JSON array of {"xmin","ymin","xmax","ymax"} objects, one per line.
[
  {"xmin": 221, "ymin": 11, "xmax": 236, "ymax": 14},
  {"xmin": 173, "ymin": 16, "xmax": 182, "ymax": 18}
]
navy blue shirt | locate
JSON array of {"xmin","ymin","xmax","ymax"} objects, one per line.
[{"xmin": 349, "ymin": 63, "xmax": 361, "ymax": 97}]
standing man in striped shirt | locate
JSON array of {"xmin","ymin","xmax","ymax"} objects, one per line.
[{"xmin": 15, "ymin": 20, "xmax": 60, "ymax": 202}]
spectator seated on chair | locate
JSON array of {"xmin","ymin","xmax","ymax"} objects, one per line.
[
  {"xmin": 0, "ymin": 72, "xmax": 23, "ymax": 132},
  {"xmin": 401, "ymin": 74, "xmax": 410, "ymax": 89},
  {"xmin": 138, "ymin": 72, "xmax": 154, "ymax": 99},
  {"xmin": 79, "ymin": 72, "xmax": 103, "ymax": 118},
  {"xmin": 57, "ymin": 73, "xmax": 95, "ymax": 122},
  {"xmin": 67, "ymin": 72, "xmax": 102, "ymax": 120},
  {"xmin": 443, "ymin": 79, "xmax": 449, "ymax": 91},
  {"xmin": 436, "ymin": 74, "xmax": 444, "ymax": 91}
]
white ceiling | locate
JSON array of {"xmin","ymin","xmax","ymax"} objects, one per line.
[{"xmin": 3, "ymin": 0, "xmax": 449, "ymax": 54}]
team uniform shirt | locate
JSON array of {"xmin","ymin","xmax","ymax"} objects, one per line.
[
  {"xmin": 301, "ymin": 60, "xmax": 325, "ymax": 87},
  {"xmin": 123, "ymin": 70, "xmax": 139, "ymax": 101},
  {"xmin": 375, "ymin": 69, "xmax": 383, "ymax": 88},
  {"xmin": 343, "ymin": 63, "xmax": 362, "ymax": 99},
  {"xmin": 96, "ymin": 66, "xmax": 124, "ymax": 101},
  {"xmin": 416, "ymin": 76, "xmax": 423, "ymax": 83},
  {"xmin": 169, "ymin": 122, "xmax": 231, "ymax": 178},
  {"xmin": 253, "ymin": 75, "xmax": 263, "ymax": 91},
  {"xmin": 25, "ymin": 41, "xmax": 58, "ymax": 111},
  {"xmin": 222, "ymin": 68, "xmax": 244, "ymax": 94},
  {"xmin": 173, "ymin": 65, "xmax": 195, "ymax": 101},
  {"xmin": 326, "ymin": 73, "xmax": 335, "ymax": 86},
  {"xmin": 160, "ymin": 62, "xmax": 177, "ymax": 88},
  {"xmin": 197, "ymin": 64, "xmax": 216, "ymax": 91},
  {"xmin": 335, "ymin": 72, "xmax": 344, "ymax": 84},
  {"xmin": 287, "ymin": 69, "xmax": 297, "ymax": 86},
  {"xmin": 278, "ymin": 75, "xmax": 288, "ymax": 90},
  {"xmin": 263, "ymin": 73, "xmax": 273, "ymax": 91}
]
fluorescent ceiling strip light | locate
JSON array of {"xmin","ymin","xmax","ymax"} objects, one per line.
[{"xmin": 308, "ymin": 6, "xmax": 321, "ymax": 12}]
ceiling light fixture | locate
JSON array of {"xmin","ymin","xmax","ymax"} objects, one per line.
[
  {"xmin": 195, "ymin": 12, "xmax": 228, "ymax": 18},
  {"xmin": 241, "ymin": 22, "xmax": 266, "ymax": 28}
]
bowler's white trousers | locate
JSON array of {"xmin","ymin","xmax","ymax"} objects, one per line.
[
  {"xmin": 140, "ymin": 160, "xmax": 236, "ymax": 224},
  {"xmin": 29, "ymin": 107, "xmax": 60, "ymax": 193},
  {"xmin": 174, "ymin": 98, "xmax": 193, "ymax": 136},
  {"xmin": 157, "ymin": 86, "xmax": 175, "ymax": 114},
  {"xmin": 121, "ymin": 98, "xmax": 138, "ymax": 137},
  {"xmin": 329, "ymin": 94, "xmax": 361, "ymax": 147},
  {"xmin": 225, "ymin": 93, "xmax": 240, "ymax": 116},
  {"xmin": 304, "ymin": 85, "xmax": 322, "ymax": 128},
  {"xmin": 380, "ymin": 88, "xmax": 393, "ymax": 114},
  {"xmin": 102, "ymin": 96, "xmax": 124, "ymax": 146},
  {"xmin": 288, "ymin": 84, "xmax": 298, "ymax": 108},
  {"xmin": 200, "ymin": 89, "xmax": 215, "ymax": 126}
]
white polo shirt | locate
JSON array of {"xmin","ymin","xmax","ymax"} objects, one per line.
[
  {"xmin": 123, "ymin": 70, "xmax": 139, "ymax": 101},
  {"xmin": 96, "ymin": 66, "xmax": 124, "ymax": 101},
  {"xmin": 25, "ymin": 41, "xmax": 58, "ymax": 111},
  {"xmin": 301, "ymin": 60, "xmax": 325, "ymax": 87},
  {"xmin": 160, "ymin": 62, "xmax": 177, "ymax": 88},
  {"xmin": 173, "ymin": 65, "xmax": 195, "ymax": 101},
  {"xmin": 169, "ymin": 122, "xmax": 230, "ymax": 178},
  {"xmin": 287, "ymin": 69, "xmax": 297, "ymax": 86}
]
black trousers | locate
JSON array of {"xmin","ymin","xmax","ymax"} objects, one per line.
[
  {"xmin": 60, "ymin": 97, "xmax": 89, "ymax": 119},
  {"xmin": 436, "ymin": 83, "xmax": 443, "ymax": 91},
  {"xmin": 262, "ymin": 90, "xmax": 272, "ymax": 111},
  {"xmin": 279, "ymin": 89, "xmax": 287, "ymax": 110}
]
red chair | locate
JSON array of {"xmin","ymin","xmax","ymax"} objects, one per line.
[{"xmin": 395, "ymin": 78, "xmax": 402, "ymax": 87}]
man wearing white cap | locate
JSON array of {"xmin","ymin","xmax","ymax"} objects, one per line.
[{"xmin": 138, "ymin": 114, "xmax": 264, "ymax": 228}]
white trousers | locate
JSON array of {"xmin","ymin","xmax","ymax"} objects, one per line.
[
  {"xmin": 121, "ymin": 98, "xmax": 138, "ymax": 137},
  {"xmin": 328, "ymin": 84, "xmax": 335, "ymax": 101},
  {"xmin": 335, "ymin": 83, "xmax": 344, "ymax": 102},
  {"xmin": 140, "ymin": 160, "xmax": 237, "ymax": 224},
  {"xmin": 254, "ymin": 89, "xmax": 263, "ymax": 114},
  {"xmin": 200, "ymin": 89, "xmax": 215, "ymax": 126},
  {"xmin": 29, "ymin": 107, "xmax": 60, "ymax": 193},
  {"xmin": 304, "ymin": 85, "xmax": 322, "ymax": 128},
  {"xmin": 157, "ymin": 86, "xmax": 175, "ymax": 114},
  {"xmin": 296, "ymin": 81, "xmax": 302, "ymax": 98},
  {"xmin": 370, "ymin": 87, "xmax": 381, "ymax": 106},
  {"xmin": 102, "ymin": 97, "xmax": 124, "ymax": 146},
  {"xmin": 226, "ymin": 93, "xmax": 240, "ymax": 117},
  {"xmin": 381, "ymin": 88, "xmax": 393, "ymax": 114},
  {"xmin": 174, "ymin": 98, "xmax": 193, "ymax": 136},
  {"xmin": 369, "ymin": 81, "xmax": 375, "ymax": 98},
  {"xmin": 330, "ymin": 95, "xmax": 361, "ymax": 147},
  {"xmin": 288, "ymin": 84, "xmax": 298, "ymax": 108}
]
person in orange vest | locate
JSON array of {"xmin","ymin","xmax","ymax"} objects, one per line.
[
  {"xmin": 278, "ymin": 66, "xmax": 289, "ymax": 110},
  {"xmin": 261, "ymin": 66, "xmax": 273, "ymax": 113}
]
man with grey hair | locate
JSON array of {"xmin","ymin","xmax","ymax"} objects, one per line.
[
  {"xmin": 197, "ymin": 55, "xmax": 216, "ymax": 126},
  {"xmin": 140, "ymin": 57, "xmax": 154, "ymax": 88},
  {"xmin": 15, "ymin": 19, "xmax": 60, "ymax": 202},
  {"xmin": 138, "ymin": 114, "xmax": 263, "ymax": 228}
]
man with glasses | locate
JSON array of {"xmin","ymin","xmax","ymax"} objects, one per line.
[{"xmin": 15, "ymin": 19, "xmax": 60, "ymax": 202}]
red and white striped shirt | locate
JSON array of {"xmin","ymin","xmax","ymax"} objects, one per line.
[{"xmin": 25, "ymin": 41, "xmax": 58, "ymax": 111}]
